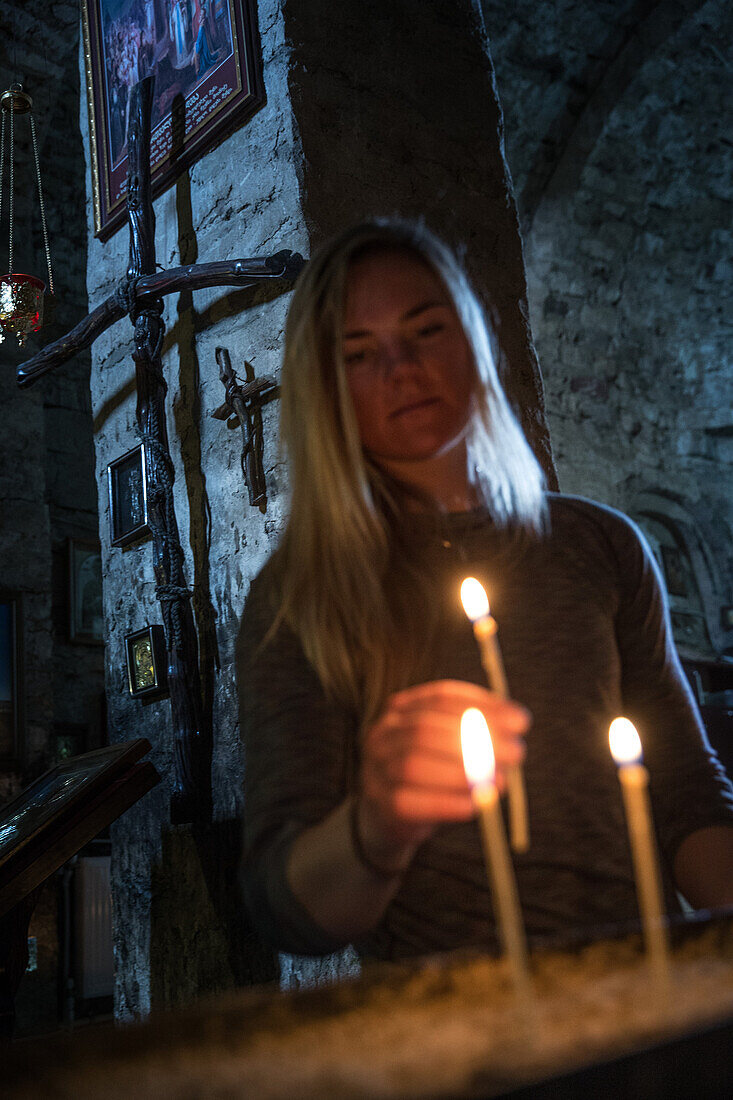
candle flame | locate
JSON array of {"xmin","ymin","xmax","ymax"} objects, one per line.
[
  {"xmin": 609, "ymin": 717, "xmax": 643, "ymax": 765},
  {"xmin": 460, "ymin": 707, "xmax": 495, "ymax": 787},
  {"xmin": 461, "ymin": 577, "xmax": 490, "ymax": 622}
]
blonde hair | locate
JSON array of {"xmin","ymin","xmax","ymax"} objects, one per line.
[{"xmin": 272, "ymin": 219, "xmax": 545, "ymax": 723}]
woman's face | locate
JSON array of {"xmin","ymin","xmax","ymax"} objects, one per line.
[{"xmin": 341, "ymin": 248, "xmax": 475, "ymax": 473}]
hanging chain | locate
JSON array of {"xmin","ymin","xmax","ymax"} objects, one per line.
[
  {"xmin": 29, "ymin": 112, "xmax": 53, "ymax": 295},
  {"xmin": 8, "ymin": 102, "xmax": 13, "ymax": 274},
  {"xmin": 0, "ymin": 110, "xmax": 5, "ymax": 246}
]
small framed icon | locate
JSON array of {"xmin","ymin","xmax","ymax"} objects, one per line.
[
  {"xmin": 68, "ymin": 538, "xmax": 104, "ymax": 644},
  {"xmin": 107, "ymin": 444, "xmax": 150, "ymax": 548},
  {"xmin": 124, "ymin": 626, "xmax": 168, "ymax": 700}
]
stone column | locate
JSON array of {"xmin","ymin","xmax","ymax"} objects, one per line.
[{"xmin": 284, "ymin": 0, "xmax": 556, "ymax": 481}]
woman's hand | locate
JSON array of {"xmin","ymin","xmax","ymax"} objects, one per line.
[
  {"xmin": 356, "ymin": 679, "xmax": 530, "ymax": 868},
  {"xmin": 286, "ymin": 680, "xmax": 529, "ymax": 937}
]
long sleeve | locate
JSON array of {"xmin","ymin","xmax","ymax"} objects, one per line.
[
  {"xmin": 604, "ymin": 506, "xmax": 733, "ymax": 863},
  {"xmin": 236, "ymin": 566, "xmax": 358, "ymax": 954},
  {"xmin": 236, "ymin": 499, "xmax": 733, "ymax": 961}
]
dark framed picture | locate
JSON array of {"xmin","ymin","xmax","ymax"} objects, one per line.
[
  {"xmin": 0, "ymin": 592, "xmax": 22, "ymax": 765},
  {"xmin": 69, "ymin": 538, "xmax": 105, "ymax": 645},
  {"xmin": 661, "ymin": 544, "xmax": 689, "ymax": 599},
  {"xmin": 108, "ymin": 443, "xmax": 150, "ymax": 547},
  {"xmin": 81, "ymin": 0, "xmax": 262, "ymax": 240},
  {"xmin": 124, "ymin": 625, "xmax": 168, "ymax": 699}
]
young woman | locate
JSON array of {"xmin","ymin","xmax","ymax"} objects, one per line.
[{"xmin": 237, "ymin": 219, "xmax": 733, "ymax": 960}]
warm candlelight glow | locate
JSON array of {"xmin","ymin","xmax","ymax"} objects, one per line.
[
  {"xmin": 460, "ymin": 577, "xmax": 527, "ymax": 852},
  {"xmin": 460, "ymin": 577, "xmax": 490, "ymax": 622},
  {"xmin": 460, "ymin": 707, "xmax": 532, "ymax": 1002},
  {"xmin": 460, "ymin": 707, "xmax": 495, "ymax": 788},
  {"xmin": 609, "ymin": 714, "xmax": 670, "ymax": 994},
  {"xmin": 609, "ymin": 717, "xmax": 643, "ymax": 765}
]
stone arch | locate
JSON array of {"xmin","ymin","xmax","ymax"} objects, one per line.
[
  {"xmin": 628, "ymin": 489, "xmax": 731, "ymax": 657},
  {"xmin": 517, "ymin": 0, "xmax": 710, "ymax": 232}
]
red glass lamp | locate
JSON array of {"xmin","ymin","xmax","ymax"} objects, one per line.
[{"xmin": 0, "ymin": 84, "xmax": 54, "ymax": 347}]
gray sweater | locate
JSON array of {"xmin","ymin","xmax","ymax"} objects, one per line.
[{"xmin": 237, "ymin": 495, "xmax": 733, "ymax": 959}]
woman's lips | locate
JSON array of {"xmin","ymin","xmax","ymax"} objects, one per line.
[{"xmin": 390, "ymin": 396, "xmax": 441, "ymax": 419}]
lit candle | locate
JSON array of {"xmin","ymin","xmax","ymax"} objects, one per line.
[
  {"xmin": 461, "ymin": 577, "xmax": 529, "ymax": 852},
  {"xmin": 609, "ymin": 717, "xmax": 671, "ymax": 992},
  {"xmin": 461, "ymin": 707, "xmax": 531, "ymax": 999}
]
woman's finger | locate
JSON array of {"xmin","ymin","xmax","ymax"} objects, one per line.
[
  {"xmin": 371, "ymin": 750, "xmax": 473, "ymax": 793},
  {"xmin": 367, "ymin": 708, "xmax": 526, "ymax": 761},
  {"xmin": 388, "ymin": 679, "xmax": 531, "ymax": 731}
]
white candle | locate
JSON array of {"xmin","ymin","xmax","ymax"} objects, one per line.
[
  {"xmin": 461, "ymin": 577, "xmax": 528, "ymax": 852},
  {"xmin": 609, "ymin": 717, "xmax": 671, "ymax": 992},
  {"xmin": 461, "ymin": 707, "xmax": 531, "ymax": 1000}
]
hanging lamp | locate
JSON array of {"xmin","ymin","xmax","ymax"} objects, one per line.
[{"xmin": 0, "ymin": 83, "xmax": 54, "ymax": 346}]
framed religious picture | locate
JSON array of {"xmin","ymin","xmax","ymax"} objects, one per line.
[
  {"xmin": 81, "ymin": 0, "xmax": 262, "ymax": 240},
  {"xmin": 107, "ymin": 443, "xmax": 150, "ymax": 547},
  {"xmin": 68, "ymin": 538, "xmax": 105, "ymax": 645},
  {"xmin": 124, "ymin": 625, "xmax": 168, "ymax": 699},
  {"xmin": 0, "ymin": 592, "xmax": 22, "ymax": 766}
]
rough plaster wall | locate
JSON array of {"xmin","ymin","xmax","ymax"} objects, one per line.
[
  {"xmin": 483, "ymin": 0, "xmax": 733, "ymax": 657},
  {"xmin": 0, "ymin": 0, "xmax": 102, "ymax": 789},
  {"xmin": 83, "ymin": 0, "xmax": 552, "ymax": 1015},
  {"xmin": 83, "ymin": 0, "xmax": 306, "ymax": 1019}
]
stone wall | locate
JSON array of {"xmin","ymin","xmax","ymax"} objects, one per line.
[
  {"xmin": 0, "ymin": 2, "xmax": 102, "ymax": 779},
  {"xmin": 482, "ymin": 0, "xmax": 733, "ymax": 659},
  {"xmin": 0, "ymin": 0, "xmax": 103, "ymax": 1038}
]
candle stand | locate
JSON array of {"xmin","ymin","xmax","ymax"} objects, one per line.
[{"xmin": 5, "ymin": 913, "xmax": 733, "ymax": 1098}]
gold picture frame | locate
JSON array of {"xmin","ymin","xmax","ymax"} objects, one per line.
[
  {"xmin": 124, "ymin": 625, "xmax": 168, "ymax": 699},
  {"xmin": 81, "ymin": 0, "xmax": 262, "ymax": 240}
]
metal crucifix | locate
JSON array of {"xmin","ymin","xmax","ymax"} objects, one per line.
[
  {"xmin": 212, "ymin": 347, "xmax": 276, "ymax": 508},
  {"xmin": 15, "ymin": 77, "xmax": 304, "ymax": 825}
]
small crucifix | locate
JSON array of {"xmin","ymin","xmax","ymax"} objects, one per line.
[
  {"xmin": 212, "ymin": 347, "xmax": 277, "ymax": 509},
  {"xmin": 15, "ymin": 77, "xmax": 304, "ymax": 825}
]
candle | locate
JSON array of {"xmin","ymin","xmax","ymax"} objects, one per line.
[
  {"xmin": 461, "ymin": 707, "xmax": 531, "ymax": 1000},
  {"xmin": 460, "ymin": 577, "xmax": 529, "ymax": 852},
  {"xmin": 609, "ymin": 717, "xmax": 671, "ymax": 992}
]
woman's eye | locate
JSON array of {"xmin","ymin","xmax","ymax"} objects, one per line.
[
  {"xmin": 417, "ymin": 322, "xmax": 445, "ymax": 338},
  {"xmin": 343, "ymin": 348, "xmax": 369, "ymax": 366}
]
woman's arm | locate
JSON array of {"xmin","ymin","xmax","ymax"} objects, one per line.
[
  {"xmin": 673, "ymin": 826, "xmax": 733, "ymax": 910},
  {"xmin": 285, "ymin": 796, "xmax": 411, "ymax": 943},
  {"xmin": 239, "ymin": 569, "xmax": 528, "ymax": 952},
  {"xmin": 606, "ymin": 505, "xmax": 733, "ymax": 905},
  {"xmin": 286, "ymin": 679, "xmax": 528, "ymax": 943}
]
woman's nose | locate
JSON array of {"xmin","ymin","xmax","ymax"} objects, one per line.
[{"xmin": 379, "ymin": 337, "xmax": 420, "ymax": 376}]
